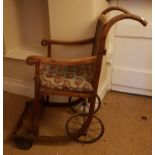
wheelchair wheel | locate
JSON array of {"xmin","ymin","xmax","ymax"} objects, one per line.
[
  {"xmin": 69, "ymin": 95, "xmax": 101, "ymax": 113},
  {"xmin": 66, "ymin": 113, "xmax": 104, "ymax": 143}
]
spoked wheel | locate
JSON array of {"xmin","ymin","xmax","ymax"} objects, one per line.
[
  {"xmin": 69, "ymin": 95, "xmax": 101, "ymax": 113},
  {"xmin": 14, "ymin": 136, "xmax": 33, "ymax": 150},
  {"xmin": 66, "ymin": 113, "xmax": 104, "ymax": 143}
]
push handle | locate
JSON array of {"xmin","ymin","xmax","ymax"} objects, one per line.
[{"xmin": 99, "ymin": 13, "xmax": 147, "ymax": 54}]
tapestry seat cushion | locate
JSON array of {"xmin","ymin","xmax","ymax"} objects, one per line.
[{"xmin": 40, "ymin": 64, "xmax": 93, "ymax": 92}]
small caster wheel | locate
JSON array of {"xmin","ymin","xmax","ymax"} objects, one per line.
[
  {"xmin": 14, "ymin": 137, "xmax": 33, "ymax": 150},
  {"xmin": 69, "ymin": 95, "xmax": 101, "ymax": 113},
  {"xmin": 66, "ymin": 113, "xmax": 104, "ymax": 143}
]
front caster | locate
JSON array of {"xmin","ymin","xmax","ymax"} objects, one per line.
[
  {"xmin": 66, "ymin": 113, "xmax": 104, "ymax": 143},
  {"xmin": 14, "ymin": 136, "xmax": 33, "ymax": 150},
  {"xmin": 69, "ymin": 95, "xmax": 101, "ymax": 113}
]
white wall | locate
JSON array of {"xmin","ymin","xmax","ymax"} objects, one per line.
[
  {"xmin": 4, "ymin": 0, "xmax": 21, "ymax": 52},
  {"xmin": 111, "ymin": 0, "xmax": 152, "ymax": 96},
  {"xmin": 4, "ymin": 0, "xmax": 110, "ymax": 99}
]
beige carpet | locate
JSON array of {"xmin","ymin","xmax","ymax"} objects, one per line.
[{"xmin": 4, "ymin": 91, "xmax": 152, "ymax": 155}]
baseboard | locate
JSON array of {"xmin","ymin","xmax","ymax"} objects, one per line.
[
  {"xmin": 4, "ymin": 77, "xmax": 34, "ymax": 98},
  {"xmin": 4, "ymin": 77, "xmax": 109, "ymax": 101},
  {"xmin": 111, "ymin": 84, "xmax": 152, "ymax": 96}
]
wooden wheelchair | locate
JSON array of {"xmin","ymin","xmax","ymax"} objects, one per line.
[{"xmin": 12, "ymin": 6, "xmax": 147, "ymax": 149}]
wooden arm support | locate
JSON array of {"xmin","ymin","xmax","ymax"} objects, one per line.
[
  {"xmin": 26, "ymin": 55, "xmax": 97, "ymax": 66},
  {"xmin": 41, "ymin": 37, "xmax": 95, "ymax": 47}
]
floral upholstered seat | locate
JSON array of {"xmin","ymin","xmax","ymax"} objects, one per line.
[{"xmin": 40, "ymin": 64, "xmax": 93, "ymax": 92}]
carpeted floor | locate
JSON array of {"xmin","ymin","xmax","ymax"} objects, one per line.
[{"xmin": 4, "ymin": 91, "xmax": 152, "ymax": 155}]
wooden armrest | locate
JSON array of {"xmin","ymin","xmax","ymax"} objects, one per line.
[
  {"xmin": 26, "ymin": 55, "xmax": 97, "ymax": 66},
  {"xmin": 102, "ymin": 6, "xmax": 131, "ymax": 15},
  {"xmin": 41, "ymin": 37, "xmax": 95, "ymax": 46}
]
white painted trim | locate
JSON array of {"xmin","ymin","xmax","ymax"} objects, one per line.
[
  {"xmin": 4, "ymin": 77, "xmax": 110, "ymax": 101},
  {"xmin": 98, "ymin": 64, "xmax": 113, "ymax": 101},
  {"xmin": 112, "ymin": 66, "xmax": 152, "ymax": 90},
  {"xmin": 98, "ymin": 79, "xmax": 110, "ymax": 101},
  {"xmin": 4, "ymin": 77, "xmax": 34, "ymax": 98},
  {"xmin": 4, "ymin": 45, "xmax": 46, "ymax": 61},
  {"xmin": 111, "ymin": 84, "xmax": 152, "ymax": 96}
]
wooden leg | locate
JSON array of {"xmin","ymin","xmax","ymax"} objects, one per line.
[
  {"xmin": 32, "ymin": 113, "xmax": 40, "ymax": 136},
  {"xmin": 81, "ymin": 94, "xmax": 96, "ymax": 133},
  {"xmin": 12, "ymin": 101, "xmax": 36, "ymax": 149},
  {"xmin": 31, "ymin": 96, "xmax": 42, "ymax": 136},
  {"xmin": 32, "ymin": 62, "xmax": 42, "ymax": 135}
]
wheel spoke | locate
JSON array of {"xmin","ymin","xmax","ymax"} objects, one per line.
[
  {"xmin": 70, "ymin": 121, "xmax": 83, "ymax": 126},
  {"xmin": 86, "ymin": 134, "xmax": 94, "ymax": 141},
  {"xmin": 88, "ymin": 128, "xmax": 101, "ymax": 131},
  {"xmin": 91, "ymin": 121, "xmax": 100, "ymax": 124},
  {"xmin": 87, "ymin": 128, "xmax": 100, "ymax": 135},
  {"xmin": 66, "ymin": 113, "xmax": 104, "ymax": 144}
]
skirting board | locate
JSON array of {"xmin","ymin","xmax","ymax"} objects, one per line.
[
  {"xmin": 4, "ymin": 77, "xmax": 109, "ymax": 101},
  {"xmin": 4, "ymin": 77, "xmax": 34, "ymax": 98},
  {"xmin": 111, "ymin": 84, "xmax": 152, "ymax": 96}
]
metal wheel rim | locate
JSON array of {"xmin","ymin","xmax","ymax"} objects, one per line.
[{"xmin": 66, "ymin": 113, "xmax": 104, "ymax": 143}]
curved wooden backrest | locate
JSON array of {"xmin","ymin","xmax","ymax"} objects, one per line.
[
  {"xmin": 92, "ymin": 14, "xmax": 107, "ymax": 56},
  {"xmin": 91, "ymin": 7, "xmax": 147, "ymax": 92}
]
